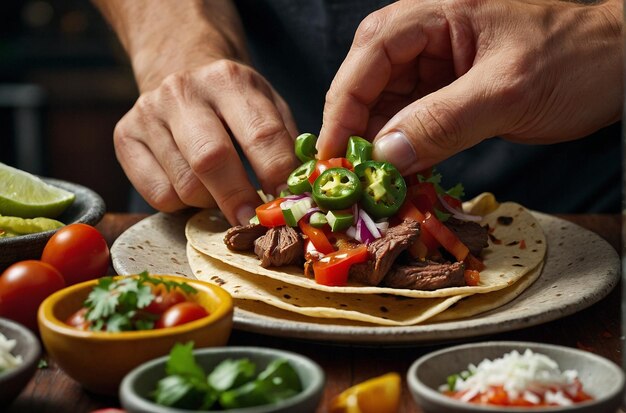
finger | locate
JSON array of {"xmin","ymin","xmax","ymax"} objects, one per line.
[
  {"xmin": 214, "ymin": 76, "xmax": 299, "ymax": 196},
  {"xmin": 372, "ymin": 63, "xmax": 506, "ymax": 175},
  {"xmin": 317, "ymin": 3, "xmax": 432, "ymax": 159},
  {"xmin": 271, "ymin": 89, "xmax": 300, "ymax": 138},
  {"xmin": 167, "ymin": 101, "xmax": 263, "ymax": 226},
  {"xmin": 113, "ymin": 116, "xmax": 188, "ymax": 212}
]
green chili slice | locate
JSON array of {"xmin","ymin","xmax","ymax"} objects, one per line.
[
  {"xmin": 287, "ymin": 160, "xmax": 315, "ymax": 194},
  {"xmin": 294, "ymin": 133, "xmax": 318, "ymax": 163},
  {"xmin": 345, "ymin": 136, "xmax": 373, "ymax": 167},
  {"xmin": 354, "ymin": 161, "xmax": 407, "ymax": 218},
  {"xmin": 312, "ymin": 167, "xmax": 362, "ymax": 210}
]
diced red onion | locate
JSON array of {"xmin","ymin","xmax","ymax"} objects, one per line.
[
  {"xmin": 374, "ymin": 221, "xmax": 389, "ymax": 235},
  {"xmin": 282, "ymin": 192, "xmax": 312, "ymax": 201},
  {"xmin": 437, "ymin": 193, "xmax": 483, "ymax": 222},
  {"xmin": 303, "ymin": 206, "xmax": 323, "ymax": 220},
  {"xmin": 359, "ymin": 209, "xmax": 381, "ymax": 239},
  {"xmin": 346, "ymin": 226, "xmax": 357, "ymax": 239}
]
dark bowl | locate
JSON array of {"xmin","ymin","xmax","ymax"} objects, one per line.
[
  {"xmin": 120, "ymin": 346, "xmax": 325, "ymax": 413},
  {"xmin": 407, "ymin": 341, "xmax": 625, "ymax": 413},
  {"xmin": 0, "ymin": 177, "xmax": 106, "ymax": 271},
  {"xmin": 0, "ymin": 318, "xmax": 42, "ymax": 406}
]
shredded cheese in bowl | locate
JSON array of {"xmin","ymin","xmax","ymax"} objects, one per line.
[
  {"xmin": 440, "ymin": 349, "xmax": 592, "ymax": 407},
  {"xmin": 0, "ymin": 332, "xmax": 23, "ymax": 373}
]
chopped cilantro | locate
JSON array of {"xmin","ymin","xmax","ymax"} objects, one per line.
[
  {"xmin": 82, "ymin": 271, "xmax": 196, "ymax": 332},
  {"xmin": 419, "ymin": 170, "xmax": 465, "ymax": 200}
]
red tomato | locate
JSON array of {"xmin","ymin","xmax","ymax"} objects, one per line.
[
  {"xmin": 308, "ymin": 157, "xmax": 352, "ymax": 184},
  {"xmin": 144, "ymin": 285, "xmax": 187, "ymax": 314},
  {"xmin": 422, "ymin": 212, "xmax": 469, "ymax": 262},
  {"xmin": 155, "ymin": 302, "xmax": 209, "ymax": 328},
  {"xmin": 65, "ymin": 307, "xmax": 90, "ymax": 330},
  {"xmin": 256, "ymin": 198, "xmax": 287, "ymax": 227},
  {"xmin": 41, "ymin": 223, "xmax": 110, "ymax": 286},
  {"xmin": 0, "ymin": 260, "xmax": 65, "ymax": 330},
  {"xmin": 313, "ymin": 244, "xmax": 368, "ymax": 286}
]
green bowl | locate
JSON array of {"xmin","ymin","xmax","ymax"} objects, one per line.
[{"xmin": 120, "ymin": 346, "xmax": 325, "ymax": 413}]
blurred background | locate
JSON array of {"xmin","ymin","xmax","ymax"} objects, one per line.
[{"xmin": 0, "ymin": 0, "xmax": 136, "ymax": 212}]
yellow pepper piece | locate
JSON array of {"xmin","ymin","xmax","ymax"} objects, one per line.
[
  {"xmin": 329, "ymin": 372, "xmax": 401, "ymax": 413},
  {"xmin": 462, "ymin": 192, "xmax": 500, "ymax": 216}
]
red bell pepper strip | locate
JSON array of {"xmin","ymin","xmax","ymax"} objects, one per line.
[
  {"xmin": 313, "ymin": 244, "xmax": 368, "ymax": 286},
  {"xmin": 256, "ymin": 198, "xmax": 286, "ymax": 227},
  {"xmin": 397, "ymin": 201, "xmax": 441, "ymax": 255},
  {"xmin": 422, "ymin": 212, "xmax": 469, "ymax": 262},
  {"xmin": 299, "ymin": 219, "xmax": 335, "ymax": 254}
]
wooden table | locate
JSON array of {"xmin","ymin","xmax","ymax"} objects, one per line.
[{"xmin": 7, "ymin": 213, "xmax": 622, "ymax": 413}]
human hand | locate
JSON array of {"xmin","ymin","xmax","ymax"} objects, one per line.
[
  {"xmin": 317, "ymin": 0, "xmax": 622, "ymax": 174},
  {"xmin": 114, "ymin": 59, "xmax": 299, "ymax": 225}
]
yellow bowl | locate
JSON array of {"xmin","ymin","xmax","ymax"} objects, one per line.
[{"xmin": 37, "ymin": 274, "xmax": 233, "ymax": 396}]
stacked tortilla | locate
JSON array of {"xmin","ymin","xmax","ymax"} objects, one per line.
[{"xmin": 185, "ymin": 197, "xmax": 546, "ymax": 326}]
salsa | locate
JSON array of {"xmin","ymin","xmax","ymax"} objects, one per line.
[
  {"xmin": 441, "ymin": 349, "xmax": 593, "ymax": 407},
  {"xmin": 65, "ymin": 272, "xmax": 209, "ymax": 332}
]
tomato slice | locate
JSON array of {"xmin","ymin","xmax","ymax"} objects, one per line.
[
  {"xmin": 256, "ymin": 198, "xmax": 286, "ymax": 227},
  {"xmin": 422, "ymin": 212, "xmax": 469, "ymax": 262},
  {"xmin": 308, "ymin": 157, "xmax": 353, "ymax": 184},
  {"xmin": 313, "ymin": 244, "xmax": 368, "ymax": 286},
  {"xmin": 299, "ymin": 219, "xmax": 335, "ymax": 254},
  {"xmin": 407, "ymin": 181, "xmax": 438, "ymax": 212}
]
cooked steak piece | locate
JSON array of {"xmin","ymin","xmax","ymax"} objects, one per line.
[
  {"xmin": 254, "ymin": 226, "xmax": 304, "ymax": 268},
  {"xmin": 349, "ymin": 219, "xmax": 420, "ymax": 286},
  {"xmin": 224, "ymin": 223, "xmax": 268, "ymax": 251},
  {"xmin": 444, "ymin": 217, "xmax": 489, "ymax": 256},
  {"xmin": 383, "ymin": 260, "xmax": 465, "ymax": 290}
]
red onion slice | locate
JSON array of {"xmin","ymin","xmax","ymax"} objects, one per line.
[{"xmin": 437, "ymin": 193, "xmax": 483, "ymax": 222}]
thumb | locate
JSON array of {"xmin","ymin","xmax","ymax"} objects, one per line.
[{"xmin": 372, "ymin": 68, "xmax": 507, "ymax": 175}]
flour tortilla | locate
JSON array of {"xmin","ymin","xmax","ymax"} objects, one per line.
[
  {"xmin": 187, "ymin": 243, "xmax": 469, "ymax": 326},
  {"xmin": 185, "ymin": 200, "xmax": 546, "ymax": 299}
]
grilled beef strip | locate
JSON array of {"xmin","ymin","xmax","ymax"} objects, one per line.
[
  {"xmin": 383, "ymin": 260, "xmax": 465, "ymax": 290},
  {"xmin": 348, "ymin": 219, "xmax": 420, "ymax": 286},
  {"xmin": 254, "ymin": 225, "xmax": 304, "ymax": 268},
  {"xmin": 444, "ymin": 217, "xmax": 489, "ymax": 256},
  {"xmin": 224, "ymin": 223, "xmax": 268, "ymax": 251}
]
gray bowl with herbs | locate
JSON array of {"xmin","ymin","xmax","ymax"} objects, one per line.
[{"xmin": 120, "ymin": 345, "xmax": 325, "ymax": 413}]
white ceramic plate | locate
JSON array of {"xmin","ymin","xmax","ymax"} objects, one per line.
[{"xmin": 111, "ymin": 210, "xmax": 619, "ymax": 345}]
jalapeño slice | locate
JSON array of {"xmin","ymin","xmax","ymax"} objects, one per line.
[
  {"xmin": 294, "ymin": 133, "xmax": 318, "ymax": 163},
  {"xmin": 354, "ymin": 161, "xmax": 407, "ymax": 218},
  {"xmin": 287, "ymin": 160, "xmax": 316, "ymax": 194},
  {"xmin": 345, "ymin": 135, "xmax": 373, "ymax": 167},
  {"xmin": 312, "ymin": 167, "xmax": 362, "ymax": 210}
]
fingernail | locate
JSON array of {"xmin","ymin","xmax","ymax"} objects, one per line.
[
  {"xmin": 236, "ymin": 205, "xmax": 256, "ymax": 226},
  {"xmin": 373, "ymin": 131, "xmax": 416, "ymax": 172}
]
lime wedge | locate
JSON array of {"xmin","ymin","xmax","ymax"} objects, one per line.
[{"xmin": 0, "ymin": 162, "xmax": 75, "ymax": 218}]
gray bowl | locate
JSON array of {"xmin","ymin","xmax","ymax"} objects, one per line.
[
  {"xmin": 408, "ymin": 341, "xmax": 625, "ymax": 413},
  {"xmin": 120, "ymin": 346, "xmax": 325, "ymax": 413},
  {"xmin": 0, "ymin": 318, "xmax": 42, "ymax": 406},
  {"xmin": 0, "ymin": 177, "xmax": 106, "ymax": 271}
]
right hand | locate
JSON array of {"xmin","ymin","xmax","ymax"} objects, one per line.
[{"xmin": 114, "ymin": 59, "xmax": 299, "ymax": 225}]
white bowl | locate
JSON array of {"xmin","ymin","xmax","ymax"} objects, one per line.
[{"xmin": 407, "ymin": 341, "xmax": 624, "ymax": 413}]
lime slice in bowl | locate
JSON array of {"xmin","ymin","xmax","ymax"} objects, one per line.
[{"xmin": 0, "ymin": 163, "xmax": 75, "ymax": 218}]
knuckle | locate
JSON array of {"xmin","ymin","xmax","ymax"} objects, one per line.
[
  {"xmin": 204, "ymin": 59, "xmax": 250, "ymax": 88},
  {"xmin": 159, "ymin": 71, "xmax": 192, "ymax": 102},
  {"xmin": 246, "ymin": 116, "xmax": 287, "ymax": 148},
  {"xmin": 354, "ymin": 11, "xmax": 386, "ymax": 48},
  {"xmin": 413, "ymin": 102, "xmax": 465, "ymax": 153},
  {"xmin": 144, "ymin": 183, "xmax": 182, "ymax": 212},
  {"xmin": 187, "ymin": 140, "xmax": 231, "ymax": 177},
  {"xmin": 172, "ymin": 168, "xmax": 203, "ymax": 204}
]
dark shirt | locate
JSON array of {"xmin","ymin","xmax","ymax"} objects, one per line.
[{"xmin": 234, "ymin": 0, "xmax": 621, "ymax": 213}]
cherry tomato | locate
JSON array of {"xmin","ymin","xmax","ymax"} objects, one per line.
[
  {"xmin": 0, "ymin": 260, "xmax": 65, "ymax": 330},
  {"xmin": 155, "ymin": 302, "xmax": 209, "ymax": 328},
  {"xmin": 65, "ymin": 307, "xmax": 90, "ymax": 330},
  {"xmin": 41, "ymin": 223, "xmax": 110, "ymax": 286},
  {"xmin": 256, "ymin": 198, "xmax": 287, "ymax": 227},
  {"xmin": 144, "ymin": 285, "xmax": 187, "ymax": 314}
]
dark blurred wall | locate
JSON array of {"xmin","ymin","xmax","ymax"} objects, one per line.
[{"xmin": 0, "ymin": 0, "xmax": 137, "ymax": 212}]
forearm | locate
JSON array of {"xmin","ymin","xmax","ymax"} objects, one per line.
[{"xmin": 92, "ymin": 0, "xmax": 250, "ymax": 91}]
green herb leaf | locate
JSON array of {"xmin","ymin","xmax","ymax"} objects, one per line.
[
  {"xmin": 208, "ymin": 358, "xmax": 256, "ymax": 392},
  {"xmin": 166, "ymin": 342, "xmax": 206, "ymax": 383},
  {"xmin": 434, "ymin": 208, "xmax": 451, "ymax": 222},
  {"xmin": 37, "ymin": 358, "xmax": 48, "ymax": 369}
]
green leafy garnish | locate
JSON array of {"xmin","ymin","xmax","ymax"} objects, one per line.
[
  {"xmin": 83, "ymin": 271, "xmax": 197, "ymax": 332},
  {"xmin": 419, "ymin": 171, "xmax": 465, "ymax": 200},
  {"xmin": 153, "ymin": 343, "xmax": 302, "ymax": 410}
]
